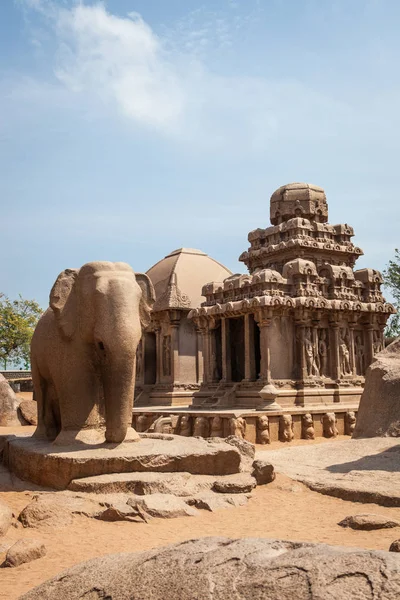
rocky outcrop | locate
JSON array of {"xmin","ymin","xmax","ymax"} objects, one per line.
[
  {"xmin": 252, "ymin": 459, "xmax": 275, "ymax": 485},
  {"xmin": 0, "ymin": 374, "xmax": 23, "ymax": 426},
  {"xmin": 18, "ymin": 494, "xmax": 103, "ymax": 529},
  {"xmin": 0, "ymin": 500, "xmax": 13, "ymax": 536},
  {"xmin": 21, "ymin": 537, "xmax": 400, "ymax": 600},
  {"xmin": 127, "ymin": 494, "xmax": 199, "ymax": 519},
  {"xmin": 2, "ymin": 539, "xmax": 46, "ymax": 568},
  {"xmin": 353, "ymin": 337, "xmax": 400, "ymax": 438},
  {"xmin": 338, "ymin": 514, "xmax": 400, "ymax": 530},
  {"xmin": 18, "ymin": 400, "xmax": 37, "ymax": 425}
]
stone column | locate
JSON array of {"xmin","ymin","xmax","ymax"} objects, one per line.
[
  {"xmin": 170, "ymin": 317, "xmax": 180, "ymax": 385},
  {"xmin": 366, "ymin": 325, "xmax": 375, "ymax": 368},
  {"xmin": 348, "ymin": 325, "xmax": 356, "ymax": 376},
  {"xmin": 255, "ymin": 311, "xmax": 280, "ymax": 410},
  {"xmin": 244, "ymin": 313, "xmax": 256, "ymax": 381},
  {"xmin": 297, "ymin": 324, "xmax": 308, "ymax": 380},
  {"xmin": 154, "ymin": 327, "xmax": 162, "ymax": 384},
  {"xmin": 195, "ymin": 328, "xmax": 204, "ymax": 384},
  {"xmin": 221, "ymin": 317, "xmax": 232, "ymax": 383},
  {"xmin": 330, "ymin": 323, "xmax": 341, "ymax": 381}
]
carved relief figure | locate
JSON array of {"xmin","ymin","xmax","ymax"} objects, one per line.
[
  {"xmin": 322, "ymin": 412, "xmax": 338, "ymax": 438},
  {"xmin": 229, "ymin": 416, "xmax": 246, "ymax": 439},
  {"xmin": 317, "ymin": 329, "xmax": 328, "ymax": 377},
  {"xmin": 162, "ymin": 335, "xmax": 171, "ymax": 376},
  {"xmin": 355, "ymin": 334, "xmax": 365, "ymax": 375},
  {"xmin": 339, "ymin": 329, "xmax": 351, "ymax": 376},
  {"xmin": 257, "ymin": 415, "xmax": 270, "ymax": 445},
  {"xmin": 373, "ymin": 330, "xmax": 383, "ymax": 355},
  {"xmin": 345, "ymin": 411, "xmax": 356, "ymax": 435},
  {"xmin": 305, "ymin": 328, "xmax": 319, "ymax": 377},
  {"xmin": 210, "ymin": 415, "xmax": 224, "ymax": 438},
  {"xmin": 302, "ymin": 413, "xmax": 315, "ymax": 440},
  {"xmin": 179, "ymin": 415, "xmax": 192, "ymax": 437},
  {"xmin": 193, "ymin": 416, "xmax": 209, "ymax": 437},
  {"xmin": 279, "ymin": 414, "xmax": 294, "ymax": 442}
]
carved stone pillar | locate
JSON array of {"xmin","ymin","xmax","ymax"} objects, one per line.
[
  {"xmin": 154, "ymin": 326, "xmax": 161, "ymax": 384},
  {"xmin": 297, "ymin": 324, "xmax": 308, "ymax": 380},
  {"xmin": 169, "ymin": 313, "xmax": 180, "ymax": 385},
  {"xmin": 244, "ymin": 313, "xmax": 256, "ymax": 381},
  {"xmin": 255, "ymin": 310, "xmax": 280, "ymax": 410},
  {"xmin": 348, "ymin": 325, "xmax": 356, "ymax": 376},
  {"xmin": 137, "ymin": 336, "xmax": 145, "ymax": 385},
  {"xmin": 330, "ymin": 323, "xmax": 341, "ymax": 381},
  {"xmin": 195, "ymin": 328, "xmax": 204, "ymax": 384},
  {"xmin": 221, "ymin": 317, "xmax": 232, "ymax": 383},
  {"xmin": 366, "ymin": 325, "xmax": 375, "ymax": 368}
]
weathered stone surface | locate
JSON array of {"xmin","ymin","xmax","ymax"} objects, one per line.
[
  {"xmin": 68, "ymin": 471, "xmax": 253, "ymax": 496},
  {"xmin": 18, "ymin": 494, "xmax": 102, "ymax": 529},
  {"xmin": 354, "ymin": 337, "xmax": 400, "ymax": 438},
  {"xmin": 5, "ymin": 435, "xmax": 242, "ymax": 490},
  {"xmin": 261, "ymin": 437, "xmax": 400, "ymax": 506},
  {"xmin": 339, "ymin": 514, "xmax": 400, "ymax": 531},
  {"xmin": 390, "ymin": 540, "xmax": 400, "ymax": 552},
  {"xmin": 21, "ymin": 537, "xmax": 400, "ymax": 600},
  {"xmin": 3, "ymin": 539, "xmax": 46, "ymax": 568},
  {"xmin": 0, "ymin": 374, "xmax": 23, "ymax": 427},
  {"xmin": 95, "ymin": 503, "xmax": 147, "ymax": 523},
  {"xmin": 213, "ymin": 473, "xmax": 256, "ymax": 494},
  {"xmin": 187, "ymin": 493, "xmax": 249, "ymax": 512},
  {"xmin": 224, "ymin": 436, "xmax": 255, "ymax": 470},
  {"xmin": 0, "ymin": 499, "xmax": 13, "ymax": 536},
  {"xmin": 18, "ymin": 400, "xmax": 38, "ymax": 426},
  {"xmin": 127, "ymin": 494, "xmax": 199, "ymax": 519},
  {"xmin": 252, "ymin": 459, "xmax": 275, "ymax": 485}
]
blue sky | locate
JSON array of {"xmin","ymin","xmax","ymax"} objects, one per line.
[{"xmin": 1, "ymin": 0, "xmax": 399, "ymax": 308}]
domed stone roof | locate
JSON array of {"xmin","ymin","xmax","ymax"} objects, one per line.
[
  {"xmin": 270, "ymin": 182, "xmax": 328, "ymax": 225},
  {"xmin": 147, "ymin": 248, "xmax": 232, "ymax": 312}
]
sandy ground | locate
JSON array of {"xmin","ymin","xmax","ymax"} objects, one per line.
[{"xmin": 1, "ymin": 430, "xmax": 400, "ymax": 599}]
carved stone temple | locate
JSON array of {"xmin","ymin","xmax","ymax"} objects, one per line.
[
  {"xmin": 132, "ymin": 183, "xmax": 395, "ymax": 444},
  {"xmin": 134, "ymin": 248, "xmax": 231, "ymax": 406},
  {"xmin": 188, "ymin": 183, "xmax": 394, "ymax": 410}
]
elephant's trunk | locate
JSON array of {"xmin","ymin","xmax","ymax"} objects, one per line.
[{"xmin": 101, "ymin": 352, "xmax": 136, "ymax": 444}]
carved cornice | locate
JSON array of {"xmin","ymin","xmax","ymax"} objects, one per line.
[{"xmin": 153, "ymin": 272, "xmax": 191, "ymax": 312}]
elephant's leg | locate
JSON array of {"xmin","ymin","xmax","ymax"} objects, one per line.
[{"xmin": 32, "ymin": 360, "xmax": 56, "ymax": 440}]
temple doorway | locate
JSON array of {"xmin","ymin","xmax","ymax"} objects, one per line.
[
  {"xmin": 229, "ymin": 317, "xmax": 245, "ymax": 382},
  {"xmin": 144, "ymin": 332, "xmax": 156, "ymax": 384}
]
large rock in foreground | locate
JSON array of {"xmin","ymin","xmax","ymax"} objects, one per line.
[
  {"xmin": 21, "ymin": 537, "xmax": 400, "ymax": 600},
  {"xmin": 354, "ymin": 337, "xmax": 400, "ymax": 438},
  {"xmin": 0, "ymin": 374, "xmax": 23, "ymax": 427}
]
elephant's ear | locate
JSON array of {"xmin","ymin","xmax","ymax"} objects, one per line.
[
  {"xmin": 50, "ymin": 268, "xmax": 79, "ymax": 340},
  {"xmin": 135, "ymin": 273, "xmax": 155, "ymax": 331}
]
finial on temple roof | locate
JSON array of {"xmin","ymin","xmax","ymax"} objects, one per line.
[{"xmin": 270, "ymin": 182, "xmax": 328, "ymax": 225}]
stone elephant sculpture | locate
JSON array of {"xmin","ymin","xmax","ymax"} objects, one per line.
[{"xmin": 31, "ymin": 261, "xmax": 155, "ymax": 445}]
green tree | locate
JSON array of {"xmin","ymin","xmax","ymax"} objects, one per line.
[
  {"xmin": 383, "ymin": 248, "xmax": 400, "ymax": 337},
  {"xmin": 0, "ymin": 294, "xmax": 43, "ymax": 369}
]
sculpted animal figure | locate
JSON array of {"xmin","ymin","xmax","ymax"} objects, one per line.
[
  {"xmin": 279, "ymin": 414, "xmax": 294, "ymax": 442},
  {"xmin": 302, "ymin": 413, "xmax": 315, "ymax": 440},
  {"xmin": 345, "ymin": 411, "xmax": 356, "ymax": 435},
  {"xmin": 229, "ymin": 416, "xmax": 246, "ymax": 439},
  {"xmin": 322, "ymin": 412, "xmax": 338, "ymax": 438},
  {"xmin": 257, "ymin": 415, "xmax": 270, "ymax": 445},
  {"xmin": 193, "ymin": 416, "xmax": 209, "ymax": 437},
  {"xmin": 179, "ymin": 415, "xmax": 192, "ymax": 437},
  {"xmin": 210, "ymin": 416, "xmax": 224, "ymax": 438},
  {"xmin": 31, "ymin": 262, "xmax": 155, "ymax": 445}
]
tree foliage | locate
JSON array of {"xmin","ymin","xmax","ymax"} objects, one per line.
[
  {"xmin": 383, "ymin": 248, "xmax": 400, "ymax": 337},
  {"xmin": 0, "ymin": 294, "xmax": 43, "ymax": 369}
]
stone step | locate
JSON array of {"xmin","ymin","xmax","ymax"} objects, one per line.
[
  {"xmin": 5, "ymin": 434, "xmax": 245, "ymax": 490},
  {"xmin": 68, "ymin": 471, "xmax": 257, "ymax": 495}
]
